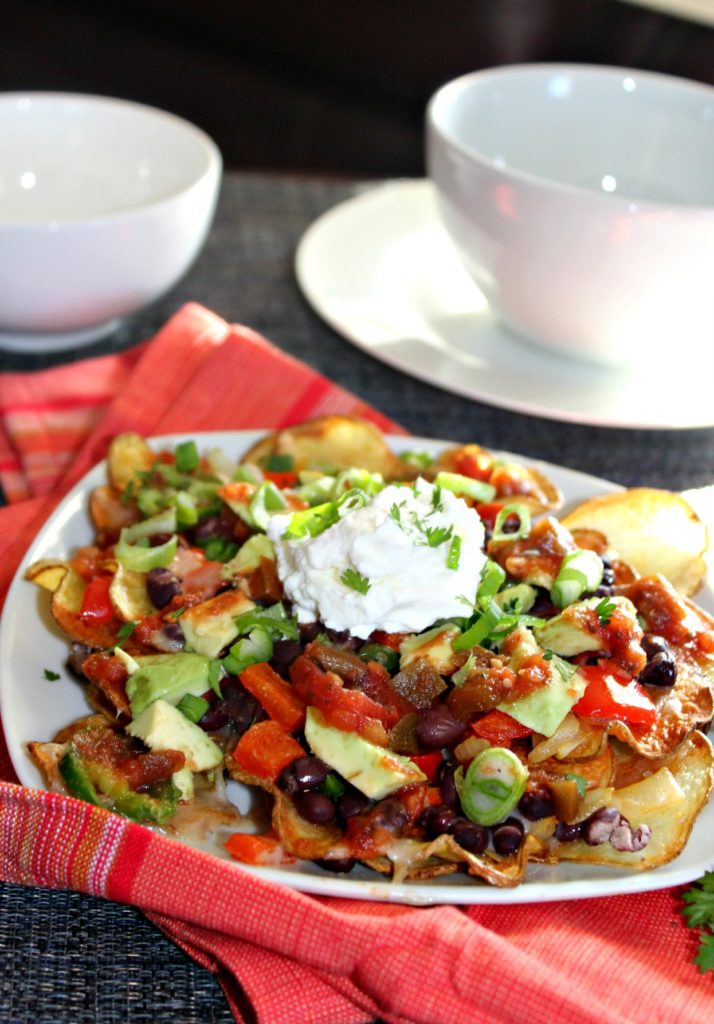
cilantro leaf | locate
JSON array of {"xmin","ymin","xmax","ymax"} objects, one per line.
[
  {"xmin": 43, "ymin": 668, "xmax": 60, "ymax": 682},
  {"xmin": 340, "ymin": 568, "xmax": 371, "ymax": 594},
  {"xmin": 595, "ymin": 596, "xmax": 617, "ymax": 624},
  {"xmin": 421, "ymin": 524, "xmax": 453, "ymax": 547},
  {"xmin": 565, "ymin": 772, "xmax": 587, "ymax": 797},
  {"xmin": 681, "ymin": 871, "xmax": 714, "ymax": 973},
  {"xmin": 694, "ymin": 933, "xmax": 714, "ymax": 974}
]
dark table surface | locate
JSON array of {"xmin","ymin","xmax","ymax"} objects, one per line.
[{"xmin": 2, "ymin": 170, "xmax": 714, "ymax": 1023}]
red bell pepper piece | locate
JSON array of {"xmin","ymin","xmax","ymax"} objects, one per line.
[
  {"xmin": 289, "ymin": 655, "xmax": 389, "ymax": 745},
  {"xmin": 224, "ymin": 832, "xmax": 295, "ymax": 865},
  {"xmin": 474, "ymin": 502, "xmax": 505, "ymax": 529},
  {"xmin": 239, "ymin": 661, "xmax": 306, "ymax": 733},
  {"xmin": 454, "ymin": 451, "xmax": 493, "ymax": 481},
  {"xmin": 80, "ymin": 575, "xmax": 115, "ymax": 624},
  {"xmin": 572, "ymin": 662, "xmax": 657, "ymax": 728},
  {"xmin": 262, "ymin": 470, "xmax": 298, "ymax": 488},
  {"xmin": 229, "ymin": 720, "xmax": 305, "ymax": 782},
  {"xmin": 471, "ymin": 708, "xmax": 533, "ymax": 745},
  {"xmin": 410, "ymin": 751, "xmax": 443, "ymax": 782}
]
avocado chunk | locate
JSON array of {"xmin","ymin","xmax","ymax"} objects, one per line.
[
  {"xmin": 179, "ymin": 589, "xmax": 255, "ymax": 658},
  {"xmin": 532, "ymin": 596, "xmax": 639, "ymax": 658},
  {"xmin": 221, "ymin": 534, "xmax": 276, "ymax": 579},
  {"xmin": 126, "ymin": 652, "xmax": 214, "ymax": 718},
  {"xmin": 128, "ymin": 698, "xmax": 222, "ymax": 772},
  {"xmin": 399, "ymin": 623, "xmax": 463, "ymax": 675},
  {"xmin": 59, "ymin": 746, "xmax": 180, "ymax": 823},
  {"xmin": 497, "ymin": 626, "xmax": 588, "ymax": 737},
  {"xmin": 304, "ymin": 707, "xmax": 426, "ymax": 800}
]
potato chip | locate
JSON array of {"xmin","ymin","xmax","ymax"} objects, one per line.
[
  {"xmin": 562, "ymin": 488, "xmax": 708, "ymax": 596},
  {"xmin": 106, "ymin": 432, "xmax": 155, "ymax": 490},
  {"xmin": 430, "ymin": 443, "xmax": 562, "ymax": 514},
  {"xmin": 51, "ymin": 568, "xmax": 118, "ymax": 648},
  {"xmin": 25, "ymin": 558, "xmax": 69, "ymax": 593},
  {"xmin": 241, "ymin": 415, "xmax": 403, "ymax": 477},
  {"xmin": 109, "ymin": 564, "xmax": 155, "ymax": 622},
  {"xmin": 90, "ymin": 484, "xmax": 141, "ymax": 546}
]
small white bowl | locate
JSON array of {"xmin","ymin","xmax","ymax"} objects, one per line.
[
  {"xmin": 0, "ymin": 93, "xmax": 222, "ymax": 351},
  {"xmin": 426, "ymin": 64, "xmax": 714, "ymax": 368}
]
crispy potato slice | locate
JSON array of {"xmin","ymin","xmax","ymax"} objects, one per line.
[
  {"xmin": 562, "ymin": 488, "xmax": 708, "ymax": 596},
  {"xmin": 430, "ymin": 444, "xmax": 562, "ymax": 514},
  {"xmin": 51, "ymin": 568, "xmax": 119, "ymax": 649},
  {"xmin": 109, "ymin": 564, "xmax": 155, "ymax": 622},
  {"xmin": 107, "ymin": 432, "xmax": 155, "ymax": 490},
  {"xmin": 545, "ymin": 731, "xmax": 714, "ymax": 871},
  {"xmin": 26, "ymin": 741, "xmax": 66, "ymax": 791},
  {"xmin": 241, "ymin": 415, "xmax": 403, "ymax": 477},
  {"xmin": 271, "ymin": 790, "xmax": 343, "ymax": 859},
  {"xmin": 90, "ymin": 484, "xmax": 141, "ymax": 546},
  {"xmin": 25, "ymin": 558, "xmax": 69, "ymax": 593}
]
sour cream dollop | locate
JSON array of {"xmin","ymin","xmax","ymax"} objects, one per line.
[{"xmin": 267, "ymin": 478, "xmax": 487, "ymax": 639}]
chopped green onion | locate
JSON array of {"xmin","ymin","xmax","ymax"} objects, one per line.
[
  {"xmin": 249, "ymin": 481, "xmax": 289, "ymax": 531},
  {"xmin": 233, "ymin": 464, "xmax": 262, "ymax": 484},
  {"xmin": 550, "ymin": 550, "xmax": 604, "ymax": 609},
  {"xmin": 115, "ymin": 530, "xmax": 178, "ymax": 572},
  {"xmin": 452, "ymin": 601, "xmax": 506, "ymax": 650},
  {"xmin": 207, "ymin": 659, "xmax": 224, "ymax": 698},
  {"xmin": 221, "ymin": 626, "xmax": 274, "ymax": 676},
  {"xmin": 175, "ymin": 440, "xmax": 200, "ymax": 472},
  {"xmin": 447, "ymin": 535, "xmax": 462, "ymax": 570},
  {"xmin": 494, "ymin": 583, "xmax": 537, "ymax": 614},
  {"xmin": 400, "ymin": 450, "xmax": 434, "ymax": 470},
  {"xmin": 458, "ymin": 746, "xmax": 528, "ymax": 826},
  {"xmin": 177, "ymin": 693, "xmax": 210, "ymax": 723},
  {"xmin": 282, "ymin": 501, "xmax": 338, "ymax": 539},
  {"xmin": 264, "ymin": 453, "xmax": 294, "ymax": 472},
  {"xmin": 124, "ymin": 506, "xmax": 177, "ymax": 541},
  {"xmin": 333, "ymin": 468, "xmax": 384, "ymax": 496},
  {"xmin": 476, "ymin": 559, "xmax": 506, "ymax": 608},
  {"xmin": 434, "ymin": 471, "xmax": 496, "ymax": 503},
  {"xmin": 319, "ymin": 773, "xmax": 347, "ymax": 800},
  {"xmin": 174, "ymin": 490, "xmax": 199, "ymax": 528},
  {"xmin": 452, "ymin": 652, "xmax": 476, "ymax": 687},
  {"xmin": 335, "ymin": 487, "xmax": 369, "ymax": 518},
  {"xmin": 358, "ymin": 642, "xmax": 400, "ymax": 672},
  {"xmin": 491, "ymin": 504, "xmax": 532, "ymax": 542}
]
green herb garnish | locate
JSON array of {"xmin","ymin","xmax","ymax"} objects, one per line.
[
  {"xmin": 564, "ymin": 772, "xmax": 587, "ymax": 797},
  {"xmin": 682, "ymin": 872, "xmax": 714, "ymax": 972},
  {"xmin": 447, "ymin": 535, "xmax": 462, "ymax": 570},
  {"xmin": 107, "ymin": 620, "xmax": 138, "ymax": 653},
  {"xmin": 595, "ymin": 596, "xmax": 617, "ymax": 624},
  {"xmin": 43, "ymin": 668, "xmax": 60, "ymax": 681},
  {"xmin": 340, "ymin": 568, "xmax": 371, "ymax": 594}
]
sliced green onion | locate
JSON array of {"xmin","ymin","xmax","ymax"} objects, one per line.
[
  {"xmin": 115, "ymin": 530, "xmax": 178, "ymax": 572},
  {"xmin": 199, "ymin": 535, "xmax": 239, "ymax": 563},
  {"xmin": 358, "ymin": 642, "xmax": 400, "ymax": 672},
  {"xmin": 221, "ymin": 626, "xmax": 274, "ymax": 676},
  {"xmin": 319, "ymin": 773, "xmax": 347, "ymax": 800},
  {"xmin": 124, "ymin": 506, "xmax": 177, "ymax": 541},
  {"xmin": 296, "ymin": 475, "xmax": 337, "ymax": 506},
  {"xmin": 207, "ymin": 659, "xmax": 224, "ymax": 698},
  {"xmin": 458, "ymin": 746, "xmax": 528, "ymax": 826},
  {"xmin": 452, "ymin": 652, "xmax": 476, "ymax": 687},
  {"xmin": 400, "ymin": 450, "xmax": 434, "ymax": 470},
  {"xmin": 175, "ymin": 440, "xmax": 200, "ymax": 472},
  {"xmin": 177, "ymin": 693, "xmax": 210, "ymax": 723},
  {"xmin": 249, "ymin": 481, "xmax": 289, "ymax": 531},
  {"xmin": 491, "ymin": 504, "xmax": 532, "ymax": 542},
  {"xmin": 334, "ymin": 468, "xmax": 384, "ymax": 496},
  {"xmin": 174, "ymin": 490, "xmax": 199, "ymax": 528},
  {"xmin": 156, "ymin": 462, "xmax": 190, "ymax": 489},
  {"xmin": 265, "ymin": 453, "xmax": 294, "ymax": 472},
  {"xmin": 452, "ymin": 600, "xmax": 506, "ymax": 650},
  {"xmin": 476, "ymin": 559, "xmax": 506, "ymax": 608},
  {"xmin": 434, "ymin": 471, "xmax": 496, "ymax": 503},
  {"xmin": 446, "ymin": 535, "xmax": 462, "ymax": 570},
  {"xmin": 282, "ymin": 501, "xmax": 338, "ymax": 539},
  {"xmin": 550, "ymin": 549, "xmax": 603, "ymax": 609},
  {"xmin": 335, "ymin": 487, "xmax": 369, "ymax": 518},
  {"xmin": 233, "ymin": 464, "xmax": 263, "ymax": 484},
  {"xmin": 494, "ymin": 582, "xmax": 537, "ymax": 614}
]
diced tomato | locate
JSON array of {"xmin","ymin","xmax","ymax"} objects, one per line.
[
  {"xmin": 262, "ymin": 470, "xmax": 298, "ymax": 488},
  {"xmin": 239, "ymin": 662, "xmax": 306, "ymax": 732},
  {"xmin": 572, "ymin": 661, "xmax": 657, "ymax": 728},
  {"xmin": 80, "ymin": 575, "xmax": 115, "ymax": 624},
  {"xmin": 289, "ymin": 655, "xmax": 388, "ymax": 745},
  {"xmin": 410, "ymin": 751, "xmax": 443, "ymax": 782},
  {"xmin": 370, "ymin": 630, "xmax": 410, "ymax": 651},
  {"xmin": 229, "ymin": 720, "xmax": 305, "ymax": 782},
  {"xmin": 471, "ymin": 708, "xmax": 533, "ymax": 745},
  {"xmin": 454, "ymin": 451, "xmax": 493, "ymax": 481},
  {"xmin": 474, "ymin": 502, "xmax": 505, "ymax": 528},
  {"xmin": 217, "ymin": 481, "xmax": 256, "ymax": 505},
  {"xmin": 224, "ymin": 832, "xmax": 295, "ymax": 866},
  {"xmin": 179, "ymin": 558, "xmax": 224, "ymax": 601},
  {"xmin": 72, "ymin": 545, "xmax": 109, "ymax": 580}
]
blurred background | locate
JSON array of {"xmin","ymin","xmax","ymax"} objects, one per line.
[{"xmin": 3, "ymin": 0, "xmax": 713, "ymax": 178}]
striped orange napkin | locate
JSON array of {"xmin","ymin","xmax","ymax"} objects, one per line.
[{"xmin": 0, "ymin": 304, "xmax": 710, "ymax": 1024}]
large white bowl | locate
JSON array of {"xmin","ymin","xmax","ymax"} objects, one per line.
[
  {"xmin": 0, "ymin": 93, "xmax": 222, "ymax": 351},
  {"xmin": 426, "ymin": 64, "xmax": 714, "ymax": 368}
]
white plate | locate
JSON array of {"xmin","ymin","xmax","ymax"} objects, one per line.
[
  {"xmin": 2, "ymin": 431, "xmax": 713, "ymax": 905},
  {"xmin": 296, "ymin": 180, "xmax": 713, "ymax": 430}
]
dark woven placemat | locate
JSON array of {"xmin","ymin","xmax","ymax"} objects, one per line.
[{"xmin": 1, "ymin": 171, "xmax": 713, "ymax": 1022}]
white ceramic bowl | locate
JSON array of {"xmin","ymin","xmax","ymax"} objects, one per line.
[
  {"xmin": 426, "ymin": 64, "xmax": 714, "ymax": 368},
  {"xmin": 0, "ymin": 93, "xmax": 222, "ymax": 351}
]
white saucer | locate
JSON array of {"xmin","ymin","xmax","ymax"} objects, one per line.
[
  {"xmin": 0, "ymin": 318, "xmax": 120, "ymax": 353},
  {"xmin": 295, "ymin": 180, "xmax": 710, "ymax": 430}
]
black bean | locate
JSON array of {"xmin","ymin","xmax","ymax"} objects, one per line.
[
  {"xmin": 448, "ymin": 820, "xmax": 489, "ymax": 855},
  {"xmin": 336, "ymin": 790, "xmax": 371, "ymax": 819},
  {"xmin": 437, "ymin": 761, "xmax": 460, "ymax": 809},
  {"xmin": 315, "ymin": 857, "xmax": 355, "ymax": 873},
  {"xmin": 642, "ymin": 633, "xmax": 670, "ymax": 660},
  {"xmin": 419, "ymin": 804, "xmax": 458, "ymax": 839},
  {"xmin": 528, "ymin": 590, "xmax": 560, "ymax": 619},
  {"xmin": 415, "ymin": 705, "xmax": 466, "ymax": 749},
  {"xmin": 372, "ymin": 798, "xmax": 408, "ymax": 832},
  {"xmin": 555, "ymin": 821, "xmax": 584, "ymax": 843},
  {"xmin": 162, "ymin": 621, "xmax": 185, "ymax": 646},
  {"xmin": 639, "ymin": 651, "xmax": 677, "ymax": 688},
  {"xmin": 491, "ymin": 822, "xmax": 524, "ymax": 855},
  {"xmin": 146, "ymin": 567, "xmax": 182, "ymax": 609},
  {"xmin": 201, "ymin": 683, "xmax": 264, "ymax": 734},
  {"xmin": 293, "ymin": 791, "xmax": 336, "ymax": 825},
  {"xmin": 270, "ymin": 638, "xmax": 303, "ymax": 674},
  {"xmin": 193, "ymin": 515, "xmax": 234, "ymax": 543},
  {"xmin": 278, "ymin": 756, "xmax": 329, "ymax": 794},
  {"xmin": 518, "ymin": 786, "xmax": 555, "ymax": 821},
  {"xmin": 66, "ymin": 642, "xmax": 95, "ymax": 678},
  {"xmin": 583, "ymin": 806, "xmax": 620, "ymax": 846}
]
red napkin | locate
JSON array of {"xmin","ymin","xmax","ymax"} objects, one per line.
[{"xmin": 0, "ymin": 304, "xmax": 710, "ymax": 1024}]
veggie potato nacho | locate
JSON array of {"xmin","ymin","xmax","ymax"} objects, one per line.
[{"xmin": 25, "ymin": 417, "xmax": 714, "ymax": 889}]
